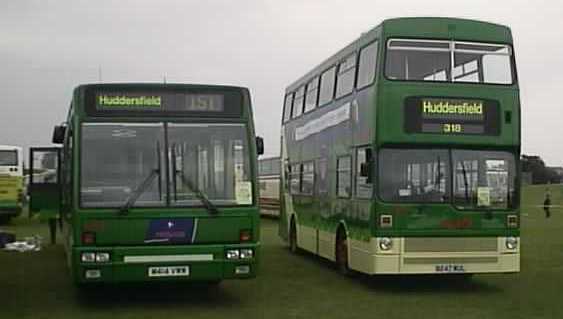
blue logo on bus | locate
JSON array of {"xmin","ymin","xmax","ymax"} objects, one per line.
[{"xmin": 145, "ymin": 218, "xmax": 196, "ymax": 244}]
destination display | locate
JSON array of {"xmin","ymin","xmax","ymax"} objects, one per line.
[
  {"xmin": 404, "ymin": 97, "xmax": 500, "ymax": 135},
  {"xmin": 85, "ymin": 88, "xmax": 243, "ymax": 117}
]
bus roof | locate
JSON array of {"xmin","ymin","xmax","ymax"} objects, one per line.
[
  {"xmin": 74, "ymin": 83, "xmax": 249, "ymax": 93},
  {"xmin": 286, "ymin": 17, "xmax": 513, "ymax": 92},
  {"xmin": 381, "ymin": 17, "xmax": 512, "ymax": 43}
]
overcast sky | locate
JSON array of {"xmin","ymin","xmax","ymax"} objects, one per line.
[{"xmin": 1, "ymin": 0, "xmax": 562, "ymax": 165}]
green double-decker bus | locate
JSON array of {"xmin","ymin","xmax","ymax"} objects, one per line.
[
  {"xmin": 30, "ymin": 83, "xmax": 263, "ymax": 284},
  {"xmin": 279, "ymin": 17, "xmax": 520, "ymax": 275}
]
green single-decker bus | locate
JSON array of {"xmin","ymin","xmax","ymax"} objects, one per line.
[{"xmin": 30, "ymin": 83, "xmax": 263, "ymax": 284}]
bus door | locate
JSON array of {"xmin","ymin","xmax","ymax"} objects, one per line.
[{"xmin": 29, "ymin": 147, "xmax": 61, "ymax": 243}]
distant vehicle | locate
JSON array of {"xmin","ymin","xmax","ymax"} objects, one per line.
[
  {"xmin": 279, "ymin": 17, "xmax": 521, "ymax": 276},
  {"xmin": 28, "ymin": 83, "xmax": 263, "ymax": 284},
  {"xmin": 258, "ymin": 156, "xmax": 280, "ymax": 216},
  {"xmin": 0, "ymin": 145, "xmax": 24, "ymax": 223}
]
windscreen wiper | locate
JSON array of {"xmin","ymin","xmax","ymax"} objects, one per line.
[
  {"xmin": 119, "ymin": 168, "xmax": 160, "ymax": 216},
  {"xmin": 170, "ymin": 145, "xmax": 218, "ymax": 216},
  {"xmin": 176, "ymin": 173, "xmax": 219, "ymax": 216}
]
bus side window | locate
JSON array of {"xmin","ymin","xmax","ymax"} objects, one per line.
[
  {"xmin": 283, "ymin": 93, "xmax": 294, "ymax": 123},
  {"xmin": 336, "ymin": 156, "xmax": 352, "ymax": 198},
  {"xmin": 301, "ymin": 162, "xmax": 314, "ymax": 195},
  {"xmin": 335, "ymin": 53, "xmax": 357, "ymax": 98},
  {"xmin": 356, "ymin": 147, "xmax": 373, "ymax": 198},
  {"xmin": 319, "ymin": 66, "xmax": 336, "ymax": 106},
  {"xmin": 357, "ymin": 41, "xmax": 378, "ymax": 89},
  {"xmin": 292, "ymin": 86, "xmax": 305, "ymax": 118},
  {"xmin": 289, "ymin": 164, "xmax": 301, "ymax": 194}
]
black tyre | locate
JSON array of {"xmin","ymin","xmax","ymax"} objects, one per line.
[
  {"xmin": 335, "ymin": 229, "xmax": 350, "ymax": 276},
  {"xmin": 289, "ymin": 218, "xmax": 298, "ymax": 253}
]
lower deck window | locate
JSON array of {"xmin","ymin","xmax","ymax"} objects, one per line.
[{"xmin": 337, "ymin": 156, "xmax": 352, "ymax": 197}]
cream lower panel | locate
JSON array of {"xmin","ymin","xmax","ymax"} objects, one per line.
[
  {"xmin": 298, "ymin": 224, "xmax": 317, "ymax": 254},
  {"xmin": 349, "ymin": 238, "xmax": 400, "ymax": 274},
  {"xmin": 317, "ymin": 230, "xmax": 335, "ymax": 261},
  {"xmin": 348, "ymin": 238, "xmax": 375, "ymax": 273}
]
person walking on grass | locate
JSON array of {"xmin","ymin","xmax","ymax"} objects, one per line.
[{"xmin": 543, "ymin": 192, "xmax": 551, "ymax": 218}]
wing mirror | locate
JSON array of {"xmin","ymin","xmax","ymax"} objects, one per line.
[
  {"xmin": 52, "ymin": 125, "xmax": 67, "ymax": 144},
  {"xmin": 256, "ymin": 136, "xmax": 264, "ymax": 156}
]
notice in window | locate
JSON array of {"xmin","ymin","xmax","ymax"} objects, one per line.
[
  {"xmin": 477, "ymin": 187, "xmax": 491, "ymax": 207},
  {"xmin": 236, "ymin": 181, "xmax": 252, "ymax": 205}
]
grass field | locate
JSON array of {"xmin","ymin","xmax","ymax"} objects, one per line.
[{"xmin": 1, "ymin": 185, "xmax": 562, "ymax": 319}]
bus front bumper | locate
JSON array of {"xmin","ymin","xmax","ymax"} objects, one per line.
[
  {"xmin": 72, "ymin": 243, "xmax": 259, "ymax": 284},
  {"xmin": 350, "ymin": 236, "xmax": 520, "ymax": 275}
]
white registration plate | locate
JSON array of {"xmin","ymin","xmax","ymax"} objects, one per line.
[
  {"xmin": 435, "ymin": 264, "xmax": 465, "ymax": 273},
  {"xmin": 148, "ymin": 266, "xmax": 190, "ymax": 277}
]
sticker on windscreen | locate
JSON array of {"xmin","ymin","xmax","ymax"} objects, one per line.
[
  {"xmin": 477, "ymin": 187, "xmax": 491, "ymax": 207},
  {"xmin": 145, "ymin": 218, "xmax": 196, "ymax": 244},
  {"xmin": 236, "ymin": 181, "xmax": 252, "ymax": 205}
]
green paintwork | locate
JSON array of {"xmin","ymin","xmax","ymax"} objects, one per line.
[
  {"xmin": 280, "ymin": 17, "xmax": 520, "ymax": 247},
  {"xmin": 32, "ymin": 83, "xmax": 261, "ymax": 284}
]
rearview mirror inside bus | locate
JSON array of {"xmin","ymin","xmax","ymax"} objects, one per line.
[
  {"xmin": 256, "ymin": 136, "xmax": 264, "ymax": 155},
  {"xmin": 52, "ymin": 125, "xmax": 66, "ymax": 144}
]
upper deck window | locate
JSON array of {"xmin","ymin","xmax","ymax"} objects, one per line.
[
  {"xmin": 335, "ymin": 53, "xmax": 357, "ymax": 98},
  {"xmin": 386, "ymin": 40, "xmax": 451, "ymax": 82},
  {"xmin": 304, "ymin": 77, "xmax": 319, "ymax": 113},
  {"xmin": 319, "ymin": 67, "xmax": 336, "ymax": 106},
  {"xmin": 292, "ymin": 86, "xmax": 305, "ymax": 118},
  {"xmin": 453, "ymin": 42, "xmax": 513, "ymax": 84},
  {"xmin": 283, "ymin": 93, "xmax": 294, "ymax": 123},
  {"xmin": 385, "ymin": 39, "xmax": 514, "ymax": 85},
  {"xmin": 357, "ymin": 41, "xmax": 379, "ymax": 89}
]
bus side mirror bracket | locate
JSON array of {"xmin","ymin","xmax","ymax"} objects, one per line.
[
  {"xmin": 52, "ymin": 125, "xmax": 66, "ymax": 144},
  {"xmin": 256, "ymin": 136, "xmax": 264, "ymax": 156}
]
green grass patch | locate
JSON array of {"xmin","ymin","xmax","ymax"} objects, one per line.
[{"xmin": 1, "ymin": 185, "xmax": 562, "ymax": 319}]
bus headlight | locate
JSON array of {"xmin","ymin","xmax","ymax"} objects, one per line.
[
  {"xmin": 379, "ymin": 237, "xmax": 393, "ymax": 251},
  {"xmin": 240, "ymin": 249, "xmax": 253, "ymax": 259},
  {"xmin": 95, "ymin": 252, "xmax": 110, "ymax": 263},
  {"xmin": 226, "ymin": 249, "xmax": 240, "ymax": 260},
  {"xmin": 505, "ymin": 237, "xmax": 518, "ymax": 250},
  {"xmin": 81, "ymin": 252, "xmax": 96, "ymax": 263}
]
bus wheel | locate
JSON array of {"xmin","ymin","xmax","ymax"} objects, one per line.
[
  {"xmin": 335, "ymin": 229, "xmax": 350, "ymax": 275},
  {"xmin": 289, "ymin": 218, "xmax": 298, "ymax": 254}
]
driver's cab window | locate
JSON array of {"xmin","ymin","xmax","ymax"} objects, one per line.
[
  {"xmin": 355, "ymin": 147, "xmax": 373, "ymax": 198},
  {"xmin": 32, "ymin": 151, "xmax": 59, "ymax": 184}
]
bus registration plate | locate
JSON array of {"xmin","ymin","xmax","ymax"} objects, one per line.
[
  {"xmin": 148, "ymin": 266, "xmax": 190, "ymax": 277},
  {"xmin": 435, "ymin": 264, "xmax": 465, "ymax": 273}
]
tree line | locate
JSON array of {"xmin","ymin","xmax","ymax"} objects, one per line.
[{"xmin": 521, "ymin": 155, "xmax": 562, "ymax": 184}]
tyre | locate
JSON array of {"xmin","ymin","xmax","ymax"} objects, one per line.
[
  {"xmin": 335, "ymin": 229, "xmax": 350, "ymax": 276},
  {"xmin": 289, "ymin": 218, "xmax": 298, "ymax": 253}
]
